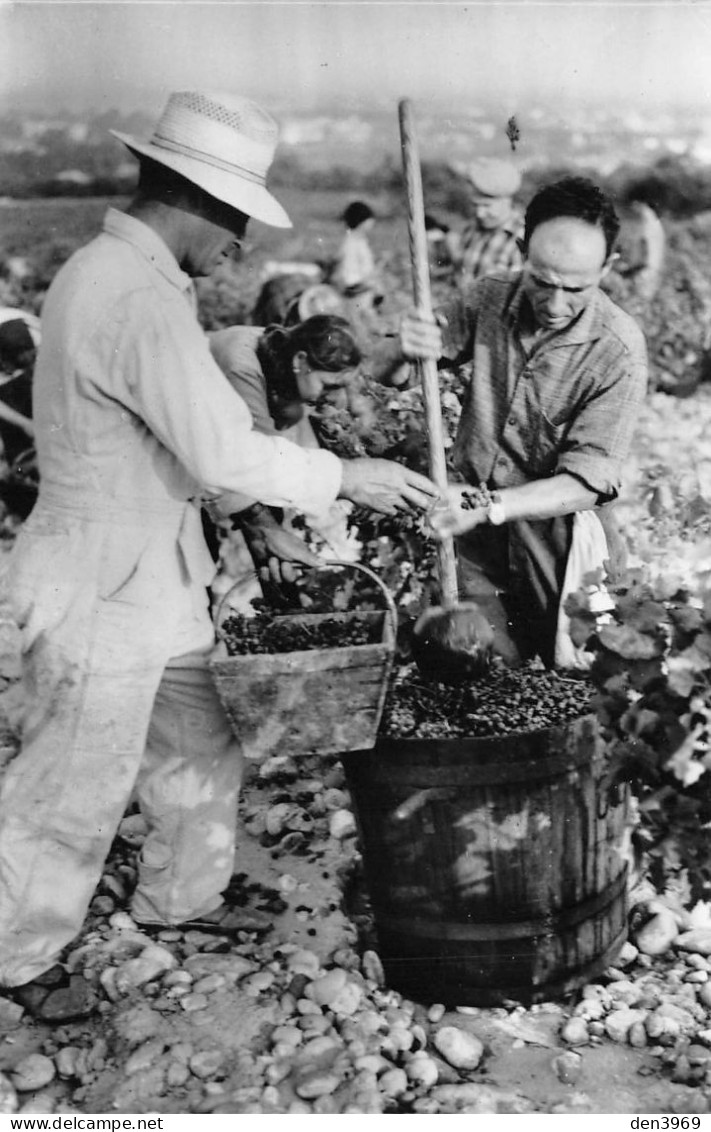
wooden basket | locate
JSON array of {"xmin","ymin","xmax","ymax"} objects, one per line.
[{"xmin": 209, "ymin": 560, "xmax": 397, "ymax": 759}]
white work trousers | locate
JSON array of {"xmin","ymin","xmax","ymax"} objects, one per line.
[{"xmin": 0, "ymin": 501, "xmax": 243, "ymax": 987}]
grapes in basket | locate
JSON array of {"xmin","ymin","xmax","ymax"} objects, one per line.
[{"xmin": 220, "ymin": 610, "xmax": 381, "ymax": 656}]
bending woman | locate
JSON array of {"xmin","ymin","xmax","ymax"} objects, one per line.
[{"xmin": 207, "ymin": 315, "xmax": 365, "ymax": 593}]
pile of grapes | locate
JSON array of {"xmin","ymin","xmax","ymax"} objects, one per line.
[
  {"xmin": 220, "ymin": 610, "xmax": 380, "ymax": 655},
  {"xmin": 381, "ymin": 662, "xmax": 594, "ymax": 739}
]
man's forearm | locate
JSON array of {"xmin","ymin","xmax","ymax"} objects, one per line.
[{"xmin": 497, "ymin": 474, "xmax": 598, "ymax": 523}]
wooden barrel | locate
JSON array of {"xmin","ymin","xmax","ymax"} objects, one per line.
[{"xmin": 342, "ymin": 715, "xmax": 629, "ymax": 1006}]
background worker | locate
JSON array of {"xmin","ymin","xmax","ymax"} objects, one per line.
[
  {"xmin": 446, "ymin": 157, "xmax": 525, "ymax": 285},
  {"xmin": 0, "ymin": 90, "xmax": 437, "ymax": 1021},
  {"xmin": 400, "ymin": 176, "xmax": 648, "ymax": 668}
]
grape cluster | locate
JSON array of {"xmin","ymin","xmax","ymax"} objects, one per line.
[
  {"xmin": 381, "ymin": 662, "xmax": 594, "ymax": 739},
  {"xmin": 221, "ymin": 611, "xmax": 380, "ymax": 656},
  {"xmin": 460, "ymin": 483, "xmax": 495, "ymax": 512}
]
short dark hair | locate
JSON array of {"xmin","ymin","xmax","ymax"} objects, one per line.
[
  {"xmin": 523, "ymin": 176, "xmax": 620, "ymax": 259},
  {"xmin": 342, "ymin": 201, "xmax": 375, "ymax": 229}
]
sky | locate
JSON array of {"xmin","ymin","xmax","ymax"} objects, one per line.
[{"xmin": 1, "ymin": 0, "xmax": 711, "ymax": 121}]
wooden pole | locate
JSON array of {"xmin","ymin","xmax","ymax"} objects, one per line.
[{"xmin": 399, "ymin": 98, "xmax": 458, "ymax": 605}]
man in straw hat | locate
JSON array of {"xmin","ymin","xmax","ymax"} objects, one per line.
[
  {"xmin": 447, "ymin": 157, "xmax": 525, "ymax": 284},
  {"xmin": 0, "ymin": 91, "xmax": 438, "ymax": 1021}
]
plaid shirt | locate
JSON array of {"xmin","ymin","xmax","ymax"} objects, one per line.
[
  {"xmin": 441, "ymin": 273, "xmax": 648, "ymax": 500},
  {"xmin": 457, "ymin": 209, "xmax": 525, "ymax": 282}
]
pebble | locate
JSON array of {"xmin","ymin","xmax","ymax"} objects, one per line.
[
  {"xmin": 271, "ymin": 1025, "xmax": 302, "ymax": 1049},
  {"xmin": 192, "ymin": 974, "xmax": 226, "ymax": 995},
  {"xmin": 405, "ymin": 1053, "xmax": 439, "ymax": 1088},
  {"xmin": 635, "ymin": 912, "xmax": 679, "ymax": 955},
  {"xmin": 243, "ymin": 971, "xmax": 275, "ymax": 996},
  {"xmin": 0, "ymin": 997, "xmax": 24, "ymax": 1028},
  {"xmin": 433, "ymin": 1026, "xmax": 484, "ymax": 1071},
  {"xmin": 604, "ymin": 1009, "xmax": 647, "ymax": 1043},
  {"xmin": 55, "ymin": 1047, "xmax": 83, "ymax": 1080},
  {"xmin": 180, "ymin": 993, "xmax": 209, "ymax": 1013},
  {"xmin": 628, "ymin": 1021, "xmax": 648, "ymax": 1048},
  {"xmin": 307, "ymin": 968, "xmax": 347, "ymax": 1007},
  {"xmin": 166, "ymin": 1063, "xmax": 190, "ymax": 1088},
  {"xmin": 685, "ymin": 970, "xmax": 708, "ymax": 984},
  {"xmin": 163, "ymin": 970, "xmax": 194, "ymax": 988},
  {"xmin": 0, "ymin": 1072, "xmax": 18, "ymax": 1115},
  {"xmin": 329, "ymin": 809, "xmax": 356, "ymax": 840},
  {"xmin": 677, "ymin": 929, "xmax": 711, "ymax": 955},
  {"xmin": 189, "ymin": 1050, "xmax": 224, "ymax": 1079},
  {"xmin": 266, "ymin": 803, "xmax": 297, "ymax": 836},
  {"xmin": 560, "ymin": 1017, "xmax": 589, "ymax": 1046},
  {"xmin": 379, "ymin": 1067, "xmax": 409, "ymax": 1099},
  {"xmin": 11, "ymin": 1054, "xmax": 56, "ymax": 1093},
  {"xmin": 286, "ymin": 950, "xmax": 321, "ymax": 976},
  {"xmin": 295, "ymin": 1072, "xmax": 341, "ymax": 1099},
  {"xmin": 687, "ymin": 1044, "xmax": 711, "ymax": 1066},
  {"xmin": 617, "ymin": 941, "xmax": 640, "ymax": 967},
  {"xmin": 428, "ymin": 1003, "xmax": 446, "ymax": 1024},
  {"xmin": 698, "ymin": 983, "xmax": 711, "ymax": 1009},
  {"xmin": 114, "ymin": 944, "xmax": 177, "ymax": 991},
  {"xmin": 553, "ymin": 1051, "xmax": 582, "ymax": 1085},
  {"xmin": 361, "ymin": 950, "xmax": 385, "ymax": 986},
  {"xmin": 574, "ymin": 997, "xmax": 605, "ymax": 1021},
  {"xmin": 125, "ymin": 1039, "xmax": 166, "ymax": 1076}
]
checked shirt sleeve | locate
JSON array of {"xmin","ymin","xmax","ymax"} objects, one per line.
[{"xmin": 555, "ymin": 326, "xmax": 648, "ymax": 502}]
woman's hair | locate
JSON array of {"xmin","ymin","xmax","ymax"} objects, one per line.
[
  {"xmin": 342, "ymin": 201, "xmax": 375, "ymax": 230},
  {"xmin": 258, "ymin": 314, "xmax": 362, "ymax": 404},
  {"xmin": 523, "ymin": 176, "xmax": 620, "ymax": 259}
]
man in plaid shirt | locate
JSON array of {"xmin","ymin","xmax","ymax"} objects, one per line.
[
  {"xmin": 401, "ymin": 176, "xmax": 648, "ymax": 667},
  {"xmin": 447, "ymin": 158, "xmax": 525, "ymax": 285}
]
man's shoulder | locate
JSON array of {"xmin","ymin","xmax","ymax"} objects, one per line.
[{"xmin": 595, "ymin": 289, "xmax": 647, "ymax": 356}]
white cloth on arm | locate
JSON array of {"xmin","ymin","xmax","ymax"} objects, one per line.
[{"xmin": 554, "ymin": 510, "xmax": 611, "ymax": 670}]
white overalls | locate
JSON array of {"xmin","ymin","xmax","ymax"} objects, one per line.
[{"xmin": 0, "ymin": 210, "xmax": 341, "ymax": 986}]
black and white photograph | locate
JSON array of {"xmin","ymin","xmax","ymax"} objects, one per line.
[{"xmin": 0, "ymin": 0, "xmax": 711, "ymax": 1121}]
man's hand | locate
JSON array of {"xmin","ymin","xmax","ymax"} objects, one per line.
[
  {"xmin": 233, "ymin": 505, "xmax": 320, "ymax": 589},
  {"xmin": 400, "ymin": 310, "xmax": 444, "ymax": 361},
  {"xmin": 427, "ymin": 486, "xmax": 489, "ymax": 539},
  {"xmin": 339, "ymin": 457, "xmax": 439, "ymax": 516}
]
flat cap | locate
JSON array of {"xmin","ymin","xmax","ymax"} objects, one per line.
[{"xmin": 465, "ymin": 158, "xmax": 521, "ymax": 198}]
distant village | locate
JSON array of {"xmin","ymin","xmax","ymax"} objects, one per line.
[{"xmin": 1, "ymin": 99, "xmax": 710, "ymax": 199}]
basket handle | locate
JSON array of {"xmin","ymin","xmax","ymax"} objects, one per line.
[{"xmin": 213, "ymin": 558, "xmax": 398, "ymax": 638}]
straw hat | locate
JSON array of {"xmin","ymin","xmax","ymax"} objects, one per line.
[{"xmin": 111, "ymin": 91, "xmax": 291, "ymax": 229}]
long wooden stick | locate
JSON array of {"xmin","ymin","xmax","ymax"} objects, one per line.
[{"xmin": 398, "ymin": 98, "xmax": 458, "ymax": 605}]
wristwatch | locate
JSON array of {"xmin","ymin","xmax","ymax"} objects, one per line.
[{"xmin": 487, "ymin": 492, "xmax": 506, "ymax": 526}]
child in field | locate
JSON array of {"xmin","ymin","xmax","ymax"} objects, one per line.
[{"xmin": 329, "ymin": 201, "xmax": 383, "ymax": 318}]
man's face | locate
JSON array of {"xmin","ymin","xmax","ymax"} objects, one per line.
[
  {"xmin": 184, "ymin": 200, "xmax": 249, "ymax": 278},
  {"xmin": 471, "ymin": 194, "xmax": 513, "ymax": 231},
  {"xmin": 521, "ymin": 217, "xmax": 611, "ymax": 332}
]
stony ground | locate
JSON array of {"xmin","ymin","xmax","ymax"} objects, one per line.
[
  {"xmin": 1, "ymin": 665, "xmax": 711, "ymax": 1116},
  {"xmin": 2, "ymin": 391, "xmax": 711, "ymax": 1116}
]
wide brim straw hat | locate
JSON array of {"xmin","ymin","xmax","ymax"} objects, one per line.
[{"xmin": 111, "ymin": 91, "xmax": 291, "ymax": 229}]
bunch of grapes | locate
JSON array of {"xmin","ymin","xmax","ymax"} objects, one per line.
[
  {"xmin": 221, "ymin": 611, "xmax": 380, "ymax": 656},
  {"xmin": 460, "ymin": 483, "xmax": 496, "ymax": 512}
]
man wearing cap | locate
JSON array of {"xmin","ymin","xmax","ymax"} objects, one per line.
[
  {"xmin": 447, "ymin": 157, "xmax": 524, "ymax": 284},
  {"xmin": 0, "ymin": 91, "xmax": 438, "ymax": 1019},
  {"xmin": 400, "ymin": 176, "xmax": 647, "ymax": 669}
]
